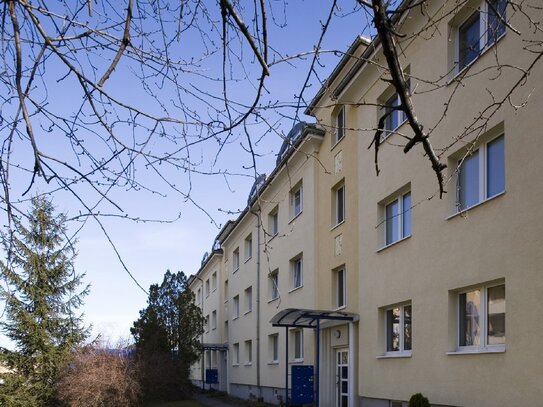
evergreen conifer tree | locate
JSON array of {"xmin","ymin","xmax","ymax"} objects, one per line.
[{"xmin": 0, "ymin": 196, "xmax": 88, "ymax": 406}]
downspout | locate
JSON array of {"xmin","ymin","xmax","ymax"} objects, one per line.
[
  {"xmin": 195, "ymin": 275, "xmax": 205, "ymax": 389},
  {"xmin": 250, "ymin": 207, "xmax": 262, "ymax": 399}
]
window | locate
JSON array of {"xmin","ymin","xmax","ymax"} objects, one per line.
[
  {"xmin": 269, "ymin": 334, "xmax": 279, "ymax": 363},
  {"xmin": 292, "ymin": 330, "xmax": 303, "ymax": 360},
  {"xmin": 456, "ymin": 134, "xmax": 504, "ymax": 211},
  {"xmin": 334, "ymin": 267, "xmax": 346, "ymax": 309},
  {"xmin": 268, "ymin": 206, "xmax": 279, "ymax": 237},
  {"xmin": 233, "ymin": 248, "xmax": 240, "ymax": 272},
  {"xmin": 290, "ymin": 182, "xmax": 303, "ymax": 218},
  {"xmin": 211, "ymin": 310, "xmax": 217, "ymax": 330},
  {"xmin": 385, "ymin": 303, "xmax": 412, "ymax": 354},
  {"xmin": 197, "ymin": 288, "xmax": 201, "ymax": 304},
  {"xmin": 269, "ymin": 270, "xmax": 279, "ymax": 301},
  {"xmin": 381, "ymin": 91, "xmax": 407, "ymax": 139},
  {"xmin": 244, "ymin": 286, "xmax": 252, "ymax": 314},
  {"xmin": 205, "ymin": 315, "xmax": 210, "ymax": 332},
  {"xmin": 457, "ymin": 283, "xmax": 505, "ymax": 351},
  {"xmin": 290, "ymin": 256, "xmax": 303, "ymax": 290},
  {"xmin": 335, "ymin": 106, "xmax": 346, "ymax": 144},
  {"xmin": 383, "ymin": 191, "xmax": 412, "ymax": 246},
  {"xmin": 333, "ymin": 182, "xmax": 345, "ymax": 225},
  {"xmin": 205, "ymin": 279, "xmax": 210, "ymax": 297},
  {"xmin": 211, "ymin": 272, "xmax": 217, "ymax": 292},
  {"xmin": 245, "ymin": 234, "xmax": 252, "ymax": 261},
  {"xmin": 245, "ymin": 340, "xmax": 252, "ymax": 364},
  {"xmin": 457, "ymin": 0, "xmax": 506, "ymax": 71},
  {"xmin": 233, "ymin": 343, "xmax": 239, "ymax": 365},
  {"xmin": 224, "ymin": 279, "xmax": 228, "ymax": 299},
  {"xmin": 233, "ymin": 295, "xmax": 239, "ymax": 319}
]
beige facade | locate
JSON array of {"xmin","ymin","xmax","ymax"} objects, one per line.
[{"xmin": 190, "ymin": 1, "xmax": 543, "ymax": 406}]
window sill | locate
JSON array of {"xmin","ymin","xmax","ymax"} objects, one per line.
[
  {"xmin": 377, "ymin": 351, "xmax": 412, "ymax": 359},
  {"xmin": 288, "ymin": 285, "xmax": 304, "ymax": 294},
  {"xmin": 244, "ymin": 257, "xmax": 252, "ymax": 264},
  {"xmin": 244, "ymin": 310, "xmax": 252, "ymax": 315},
  {"xmin": 377, "ymin": 234, "xmax": 411, "ymax": 253},
  {"xmin": 268, "ymin": 297, "xmax": 279, "ymax": 304},
  {"xmin": 268, "ymin": 233, "xmax": 278, "ymax": 243},
  {"xmin": 244, "ymin": 362, "xmax": 252, "ymax": 366},
  {"xmin": 447, "ymin": 346, "xmax": 505, "ymax": 356},
  {"xmin": 232, "ymin": 267, "xmax": 239, "ymax": 274},
  {"xmin": 232, "ymin": 316, "xmax": 239, "ymax": 321},
  {"xmin": 232, "ymin": 363, "xmax": 239, "ymax": 367},
  {"xmin": 334, "ymin": 305, "xmax": 346, "ymax": 311},
  {"xmin": 268, "ymin": 361, "xmax": 279, "ymax": 365},
  {"xmin": 330, "ymin": 220, "xmax": 345, "ymax": 232},
  {"xmin": 446, "ymin": 190, "xmax": 505, "ymax": 220},
  {"xmin": 448, "ymin": 33, "xmax": 506, "ymax": 84},
  {"xmin": 290, "ymin": 358, "xmax": 304, "ymax": 364},
  {"xmin": 288, "ymin": 211, "xmax": 303, "ymax": 224}
]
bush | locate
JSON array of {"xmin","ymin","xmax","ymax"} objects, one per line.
[
  {"xmin": 137, "ymin": 352, "xmax": 190, "ymax": 401},
  {"xmin": 408, "ymin": 393, "xmax": 430, "ymax": 407},
  {"xmin": 57, "ymin": 344, "xmax": 141, "ymax": 407}
]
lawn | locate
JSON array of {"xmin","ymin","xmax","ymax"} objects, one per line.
[{"xmin": 145, "ymin": 401, "xmax": 206, "ymax": 407}]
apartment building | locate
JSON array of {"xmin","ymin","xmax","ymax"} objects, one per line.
[{"xmin": 190, "ymin": 1, "xmax": 543, "ymax": 406}]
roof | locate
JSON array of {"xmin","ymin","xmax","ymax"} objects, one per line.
[
  {"xmin": 270, "ymin": 308, "xmax": 359, "ymax": 329},
  {"xmin": 305, "ymin": 0, "xmax": 414, "ymax": 115}
]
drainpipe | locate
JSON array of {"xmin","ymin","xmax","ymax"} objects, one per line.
[
  {"xmin": 250, "ymin": 207, "xmax": 262, "ymax": 399},
  {"xmin": 195, "ymin": 275, "xmax": 205, "ymax": 390}
]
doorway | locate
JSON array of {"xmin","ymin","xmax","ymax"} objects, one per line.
[{"xmin": 336, "ymin": 348, "xmax": 349, "ymax": 407}]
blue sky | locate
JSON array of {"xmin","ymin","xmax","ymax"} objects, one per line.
[{"xmin": 0, "ymin": 0, "xmax": 374, "ymax": 347}]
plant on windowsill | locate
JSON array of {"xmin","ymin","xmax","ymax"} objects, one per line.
[{"xmin": 408, "ymin": 393, "xmax": 430, "ymax": 407}]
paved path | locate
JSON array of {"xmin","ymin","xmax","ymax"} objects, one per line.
[{"xmin": 191, "ymin": 393, "xmax": 243, "ymax": 407}]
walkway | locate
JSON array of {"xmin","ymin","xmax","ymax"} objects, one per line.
[{"xmin": 191, "ymin": 393, "xmax": 243, "ymax": 407}]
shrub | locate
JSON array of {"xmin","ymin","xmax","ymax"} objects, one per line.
[
  {"xmin": 57, "ymin": 344, "xmax": 141, "ymax": 407},
  {"xmin": 408, "ymin": 393, "xmax": 430, "ymax": 407}
]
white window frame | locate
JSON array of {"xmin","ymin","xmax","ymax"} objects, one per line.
[
  {"xmin": 197, "ymin": 288, "xmax": 201, "ymax": 304},
  {"xmin": 455, "ymin": 134, "xmax": 505, "ymax": 212},
  {"xmin": 455, "ymin": 0, "xmax": 507, "ymax": 73},
  {"xmin": 384, "ymin": 303, "xmax": 412, "ymax": 356},
  {"xmin": 334, "ymin": 267, "xmax": 346, "ymax": 310},
  {"xmin": 211, "ymin": 272, "xmax": 217, "ymax": 292},
  {"xmin": 290, "ymin": 182, "xmax": 303, "ymax": 219},
  {"xmin": 232, "ymin": 247, "xmax": 240, "ymax": 272},
  {"xmin": 233, "ymin": 343, "xmax": 239, "ymax": 366},
  {"xmin": 244, "ymin": 234, "xmax": 252, "ymax": 261},
  {"xmin": 290, "ymin": 256, "xmax": 303, "ymax": 291},
  {"xmin": 245, "ymin": 340, "xmax": 252, "ymax": 365},
  {"xmin": 211, "ymin": 310, "xmax": 217, "ymax": 330},
  {"xmin": 205, "ymin": 279, "xmax": 210, "ymax": 297},
  {"xmin": 292, "ymin": 329, "xmax": 304, "ymax": 361},
  {"xmin": 456, "ymin": 282, "xmax": 505, "ymax": 353},
  {"xmin": 333, "ymin": 182, "xmax": 346, "ymax": 226},
  {"xmin": 268, "ymin": 207, "xmax": 279, "ymax": 238},
  {"xmin": 205, "ymin": 314, "xmax": 210, "ymax": 333},
  {"xmin": 269, "ymin": 269, "xmax": 279, "ymax": 301},
  {"xmin": 335, "ymin": 106, "xmax": 346, "ymax": 145},
  {"xmin": 244, "ymin": 286, "xmax": 252, "ymax": 314},
  {"xmin": 269, "ymin": 334, "xmax": 279, "ymax": 363},
  {"xmin": 382, "ymin": 190, "xmax": 412, "ymax": 248},
  {"xmin": 232, "ymin": 295, "xmax": 239, "ymax": 319}
]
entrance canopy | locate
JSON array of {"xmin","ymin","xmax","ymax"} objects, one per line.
[
  {"xmin": 201, "ymin": 343, "xmax": 228, "ymax": 351},
  {"xmin": 270, "ymin": 308, "xmax": 359, "ymax": 328},
  {"xmin": 270, "ymin": 308, "xmax": 359, "ymax": 407}
]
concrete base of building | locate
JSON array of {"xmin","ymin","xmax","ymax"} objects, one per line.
[
  {"xmin": 360, "ymin": 396, "xmax": 457, "ymax": 407},
  {"xmin": 228, "ymin": 383, "xmax": 288, "ymax": 405}
]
